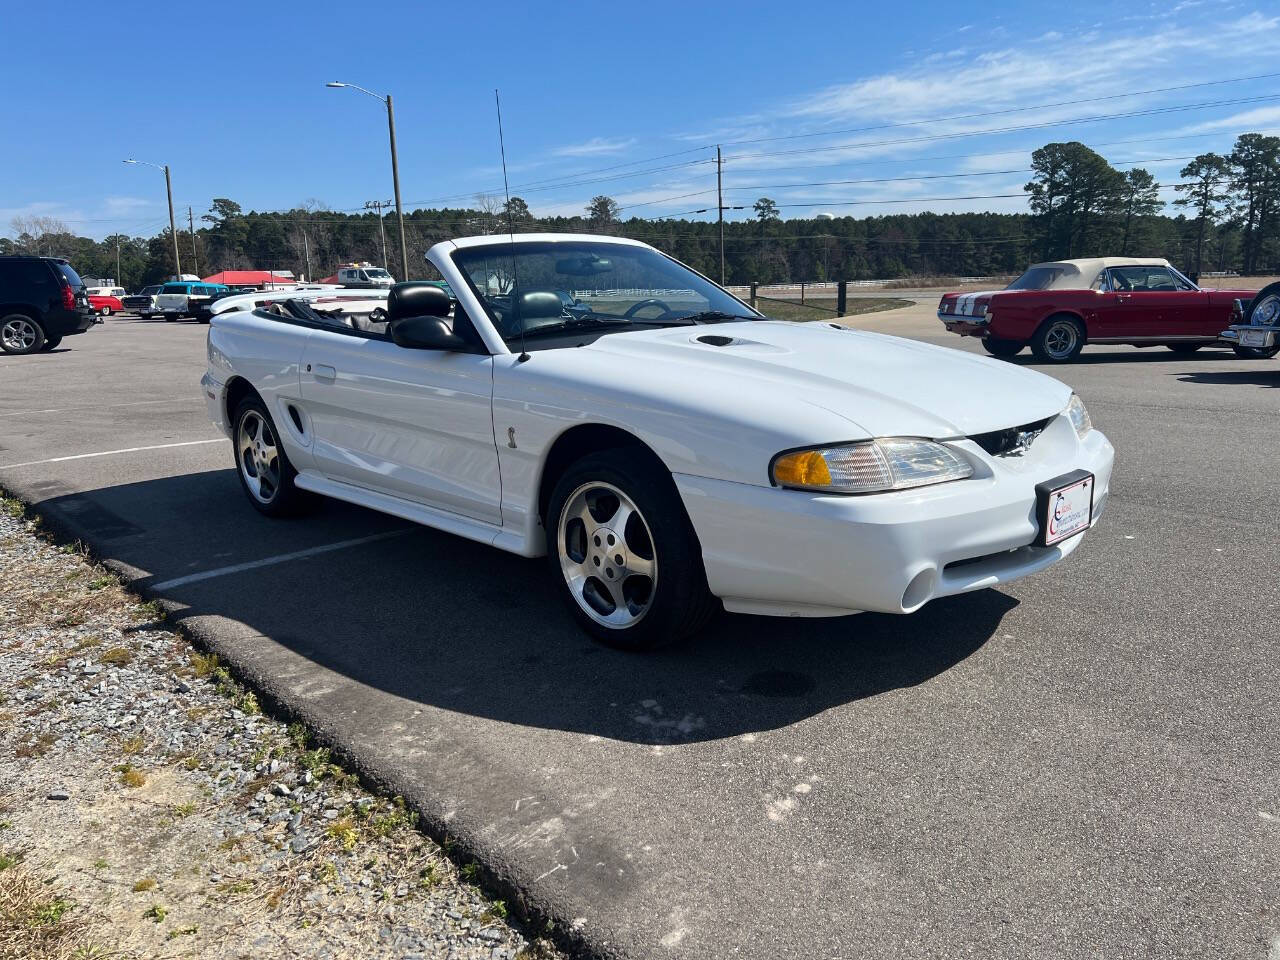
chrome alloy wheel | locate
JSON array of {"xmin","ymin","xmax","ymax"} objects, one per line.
[
  {"xmin": 1, "ymin": 317, "xmax": 39, "ymax": 352},
  {"xmin": 1253, "ymin": 292, "xmax": 1280, "ymax": 326},
  {"xmin": 557, "ymin": 481, "xmax": 658, "ymax": 629},
  {"xmin": 1043, "ymin": 319, "xmax": 1079, "ymax": 360},
  {"xmin": 237, "ymin": 410, "xmax": 281, "ymax": 504}
]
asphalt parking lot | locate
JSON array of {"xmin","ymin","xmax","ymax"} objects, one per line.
[{"xmin": 2, "ymin": 307, "xmax": 1277, "ymax": 959}]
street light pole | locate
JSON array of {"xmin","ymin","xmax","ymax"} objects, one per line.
[
  {"xmin": 125, "ymin": 159, "xmax": 181, "ymax": 278},
  {"xmin": 327, "ymin": 82, "xmax": 410, "ymax": 281}
]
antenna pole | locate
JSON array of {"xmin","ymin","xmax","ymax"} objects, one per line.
[
  {"xmin": 717, "ymin": 145, "xmax": 725, "ymax": 285},
  {"xmin": 188, "ymin": 206, "xmax": 198, "ymax": 276},
  {"xmin": 496, "ymin": 88, "xmax": 528, "ymax": 362}
]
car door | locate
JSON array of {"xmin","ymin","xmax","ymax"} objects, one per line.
[
  {"xmin": 298, "ymin": 324, "xmax": 502, "ymax": 525},
  {"xmin": 1093, "ymin": 266, "xmax": 1184, "ymax": 339}
]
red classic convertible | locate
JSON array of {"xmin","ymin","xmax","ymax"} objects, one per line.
[{"xmin": 937, "ymin": 258, "xmax": 1268, "ymax": 362}]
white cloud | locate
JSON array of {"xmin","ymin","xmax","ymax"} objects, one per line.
[{"xmin": 551, "ymin": 137, "xmax": 638, "ymax": 158}]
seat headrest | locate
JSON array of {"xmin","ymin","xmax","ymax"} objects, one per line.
[
  {"xmin": 387, "ymin": 282, "xmax": 451, "ymax": 321},
  {"xmin": 515, "ymin": 291, "xmax": 564, "ymax": 321}
]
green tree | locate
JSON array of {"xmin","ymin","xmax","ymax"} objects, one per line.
[
  {"xmin": 1174, "ymin": 153, "xmax": 1232, "ymax": 277},
  {"xmin": 1116, "ymin": 168, "xmax": 1161, "ymax": 254},
  {"xmin": 1025, "ymin": 142, "xmax": 1124, "ymax": 259},
  {"xmin": 503, "ymin": 196, "xmax": 532, "ymax": 227},
  {"xmin": 754, "ymin": 197, "xmax": 780, "ymax": 221},
  {"xmin": 586, "ymin": 195, "xmax": 619, "ymax": 228},
  {"xmin": 1227, "ymin": 134, "xmax": 1280, "ymax": 274}
]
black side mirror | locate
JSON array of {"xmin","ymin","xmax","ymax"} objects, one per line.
[{"xmin": 389, "ymin": 315, "xmax": 470, "ymax": 351}]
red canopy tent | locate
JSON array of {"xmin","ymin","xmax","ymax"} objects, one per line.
[{"xmin": 202, "ymin": 270, "xmax": 296, "ymax": 287}]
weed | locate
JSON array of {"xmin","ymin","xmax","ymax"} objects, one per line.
[
  {"xmin": 87, "ymin": 576, "xmax": 114, "ymax": 592},
  {"xmin": 182, "ymin": 755, "xmax": 200, "ymax": 771},
  {"xmin": 120, "ymin": 735, "xmax": 144, "ymax": 756},
  {"xmin": 460, "ymin": 861, "xmax": 480, "ymax": 884},
  {"xmin": 190, "ymin": 652, "xmax": 219, "ymax": 679},
  {"xmin": 35, "ymin": 897, "xmax": 72, "ymax": 925},
  {"xmin": 98, "ymin": 647, "xmax": 133, "ymax": 666},
  {"xmin": 166, "ymin": 925, "xmax": 198, "ymax": 940},
  {"xmin": 480, "ymin": 899, "xmax": 509, "ymax": 923},
  {"xmin": 92, "ymin": 859, "xmax": 108, "ymax": 872},
  {"xmin": 287, "ymin": 722, "xmax": 310, "ymax": 749},
  {"xmin": 326, "ymin": 818, "xmax": 359, "ymax": 851},
  {"xmin": 418, "ymin": 862, "xmax": 441, "ymax": 888},
  {"xmin": 235, "ymin": 691, "xmax": 261, "ymax": 715},
  {"xmin": 132, "ymin": 877, "xmax": 156, "ymax": 893},
  {"xmin": 143, "ymin": 902, "xmax": 167, "ymax": 923},
  {"xmin": 15, "ymin": 732, "xmax": 57, "ymax": 759},
  {"xmin": 118, "ymin": 766, "xmax": 146, "ymax": 789},
  {"xmin": 0, "ymin": 852, "xmax": 19, "ymax": 871},
  {"xmin": 172, "ymin": 802, "xmax": 196, "ymax": 818}
]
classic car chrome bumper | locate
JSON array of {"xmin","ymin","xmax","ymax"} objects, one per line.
[
  {"xmin": 939, "ymin": 313, "xmax": 989, "ymax": 337},
  {"xmin": 1222, "ymin": 324, "xmax": 1279, "ymax": 349}
]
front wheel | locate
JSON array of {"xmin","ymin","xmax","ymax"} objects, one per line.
[
  {"xmin": 547, "ymin": 449, "xmax": 717, "ymax": 650},
  {"xmin": 982, "ymin": 337, "xmax": 1023, "ymax": 358},
  {"xmin": 232, "ymin": 397, "xmax": 308, "ymax": 517},
  {"xmin": 0, "ymin": 314, "xmax": 45, "ymax": 355},
  {"xmin": 1030, "ymin": 315, "xmax": 1084, "ymax": 363}
]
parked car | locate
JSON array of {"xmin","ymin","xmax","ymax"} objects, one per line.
[
  {"xmin": 0, "ymin": 255, "xmax": 97, "ymax": 354},
  {"xmin": 123, "ymin": 284, "xmax": 164, "ymax": 317},
  {"xmin": 86, "ymin": 286, "xmax": 126, "ymax": 316},
  {"xmin": 156, "ymin": 282, "xmax": 230, "ymax": 322},
  {"xmin": 1221, "ymin": 282, "xmax": 1280, "ymax": 358},
  {"xmin": 335, "ymin": 262, "xmax": 395, "ymax": 288},
  {"xmin": 937, "ymin": 257, "xmax": 1259, "ymax": 362},
  {"xmin": 202, "ymin": 234, "xmax": 1114, "ymax": 649}
]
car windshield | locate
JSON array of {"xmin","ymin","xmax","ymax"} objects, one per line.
[
  {"xmin": 1006, "ymin": 266, "xmax": 1071, "ymax": 291},
  {"xmin": 366, "ymin": 269, "xmax": 391, "ymax": 279},
  {"xmin": 450, "ymin": 241, "xmax": 761, "ymax": 344}
]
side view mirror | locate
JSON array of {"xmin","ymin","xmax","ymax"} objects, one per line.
[{"xmin": 389, "ymin": 315, "xmax": 469, "ymax": 351}]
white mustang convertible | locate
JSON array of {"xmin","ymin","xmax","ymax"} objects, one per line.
[{"xmin": 202, "ymin": 234, "xmax": 1114, "ymax": 649}]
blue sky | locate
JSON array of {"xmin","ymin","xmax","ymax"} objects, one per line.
[{"xmin": 4, "ymin": 0, "xmax": 1279, "ymax": 240}]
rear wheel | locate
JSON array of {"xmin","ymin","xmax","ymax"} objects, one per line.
[
  {"xmin": 39, "ymin": 335, "xmax": 63, "ymax": 351},
  {"xmin": 100, "ymin": 305, "xmax": 112, "ymax": 316},
  {"xmin": 1030, "ymin": 315, "xmax": 1084, "ymax": 363},
  {"xmin": 547, "ymin": 449, "xmax": 717, "ymax": 650},
  {"xmin": 0, "ymin": 314, "xmax": 45, "ymax": 355},
  {"xmin": 1167, "ymin": 343, "xmax": 1202, "ymax": 354},
  {"xmin": 232, "ymin": 396, "xmax": 307, "ymax": 517},
  {"xmin": 981, "ymin": 337, "xmax": 1023, "ymax": 358}
]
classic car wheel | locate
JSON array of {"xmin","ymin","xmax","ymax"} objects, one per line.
[
  {"xmin": 100, "ymin": 305, "xmax": 112, "ymax": 316},
  {"xmin": 233, "ymin": 398, "xmax": 306, "ymax": 517},
  {"xmin": 1235, "ymin": 283, "xmax": 1280, "ymax": 357},
  {"xmin": 981, "ymin": 337, "xmax": 1023, "ymax": 358},
  {"xmin": 0, "ymin": 314, "xmax": 45, "ymax": 355},
  {"xmin": 1030, "ymin": 315, "xmax": 1084, "ymax": 363},
  {"xmin": 548, "ymin": 450, "xmax": 717, "ymax": 650},
  {"xmin": 39, "ymin": 335, "xmax": 62, "ymax": 351},
  {"xmin": 1232, "ymin": 344, "xmax": 1280, "ymax": 359}
]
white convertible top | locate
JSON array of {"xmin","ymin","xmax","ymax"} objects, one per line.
[
  {"xmin": 210, "ymin": 288, "xmax": 387, "ymax": 316},
  {"xmin": 1025, "ymin": 257, "xmax": 1177, "ymax": 289}
]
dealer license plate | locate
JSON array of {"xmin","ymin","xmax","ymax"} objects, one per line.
[
  {"xmin": 1240, "ymin": 329, "xmax": 1271, "ymax": 347},
  {"xmin": 1035, "ymin": 471, "xmax": 1094, "ymax": 547}
]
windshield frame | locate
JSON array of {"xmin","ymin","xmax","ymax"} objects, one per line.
[{"xmin": 447, "ymin": 239, "xmax": 764, "ymax": 349}]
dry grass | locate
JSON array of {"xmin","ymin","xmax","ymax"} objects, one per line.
[{"xmin": 0, "ymin": 865, "xmax": 90, "ymax": 960}]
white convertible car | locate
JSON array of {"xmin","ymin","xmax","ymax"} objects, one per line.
[{"xmin": 202, "ymin": 234, "xmax": 1114, "ymax": 649}]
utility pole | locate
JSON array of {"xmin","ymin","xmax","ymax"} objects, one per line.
[
  {"xmin": 188, "ymin": 207, "xmax": 198, "ymax": 276},
  {"xmin": 302, "ymin": 230, "xmax": 312, "ymax": 282},
  {"xmin": 386, "ymin": 94, "xmax": 409, "ymax": 281},
  {"xmin": 717, "ymin": 145, "xmax": 725, "ymax": 285},
  {"xmin": 114, "ymin": 234, "xmax": 120, "ymax": 287},
  {"xmin": 365, "ymin": 200, "xmax": 391, "ymax": 267}
]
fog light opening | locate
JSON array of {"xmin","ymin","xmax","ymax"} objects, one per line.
[{"xmin": 901, "ymin": 568, "xmax": 936, "ymax": 612}]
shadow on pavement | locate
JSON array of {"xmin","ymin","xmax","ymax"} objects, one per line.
[
  {"xmin": 34, "ymin": 469, "xmax": 1016, "ymax": 745},
  {"xmin": 1006, "ymin": 348, "xmax": 1238, "ymax": 366},
  {"xmin": 1174, "ymin": 368, "xmax": 1280, "ymax": 387}
]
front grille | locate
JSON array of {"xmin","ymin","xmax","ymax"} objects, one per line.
[{"xmin": 969, "ymin": 415, "xmax": 1053, "ymax": 458}]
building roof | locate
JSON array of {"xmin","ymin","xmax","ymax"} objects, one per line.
[{"xmin": 202, "ymin": 270, "xmax": 296, "ymax": 286}]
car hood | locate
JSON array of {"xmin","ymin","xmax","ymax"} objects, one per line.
[{"xmin": 580, "ymin": 320, "xmax": 1072, "ymax": 439}]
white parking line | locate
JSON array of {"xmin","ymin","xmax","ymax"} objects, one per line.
[
  {"xmin": 0, "ymin": 398, "xmax": 194, "ymax": 418},
  {"xmin": 0, "ymin": 438, "xmax": 228, "ymax": 470},
  {"xmin": 149, "ymin": 530, "xmax": 410, "ymax": 591}
]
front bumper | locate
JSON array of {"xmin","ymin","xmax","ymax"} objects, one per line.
[
  {"xmin": 939, "ymin": 313, "xmax": 988, "ymax": 337},
  {"xmin": 676, "ymin": 419, "xmax": 1114, "ymax": 618},
  {"xmin": 1222, "ymin": 324, "xmax": 1279, "ymax": 349}
]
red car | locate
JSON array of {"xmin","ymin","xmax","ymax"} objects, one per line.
[
  {"xmin": 86, "ymin": 286, "xmax": 125, "ymax": 316},
  {"xmin": 937, "ymin": 258, "xmax": 1266, "ymax": 362}
]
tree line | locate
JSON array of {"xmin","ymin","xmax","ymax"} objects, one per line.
[{"xmin": 5, "ymin": 133, "xmax": 1278, "ymax": 290}]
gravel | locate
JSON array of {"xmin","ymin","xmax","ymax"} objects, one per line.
[{"xmin": 0, "ymin": 497, "xmax": 562, "ymax": 960}]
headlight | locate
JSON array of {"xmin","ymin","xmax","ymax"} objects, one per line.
[
  {"xmin": 1064, "ymin": 394, "xmax": 1092, "ymax": 439},
  {"xmin": 771, "ymin": 438, "xmax": 973, "ymax": 494}
]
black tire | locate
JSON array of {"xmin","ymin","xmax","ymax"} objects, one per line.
[
  {"xmin": 1232, "ymin": 343, "xmax": 1280, "ymax": 359},
  {"xmin": 1167, "ymin": 343, "xmax": 1203, "ymax": 354},
  {"xmin": 164, "ymin": 315, "xmax": 179, "ymax": 322},
  {"xmin": 1030, "ymin": 314, "xmax": 1085, "ymax": 363},
  {"xmin": 40, "ymin": 335, "xmax": 63, "ymax": 351},
  {"xmin": 0, "ymin": 313, "xmax": 46, "ymax": 355},
  {"xmin": 982, "ymin": 337, "xmax": 1023, "ymax": 358},
  {"xmin": 1235, "ymin": 282, "xmax": 1280, "ymax": 358},
  {"xmin": 231, "ymin": 396, "xmax": 308, "ymax": 517},
  {"xmin": 100, "ymin": 305, "xmax": 112, "ymax": 316},
  {"xmin": 546, "ymin": 448, "xmax": 717, "ymax": 650}
]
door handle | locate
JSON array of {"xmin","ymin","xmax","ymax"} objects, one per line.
[
  {"xmin": 312, "ymin": 364, "xmax": 336, "ymax": 381},
  {"xmin": 1115, "ymin": 293, "xmax": 1131, "ymax": 301}
]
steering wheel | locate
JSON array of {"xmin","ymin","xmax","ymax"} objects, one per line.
[{"xmin": 624, "ymin": 298, "xmax": 675, "ymax": 319}]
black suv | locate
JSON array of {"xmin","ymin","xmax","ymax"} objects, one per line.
[{"xmin": 0, "ymin": 256, "xmax": 97, "ymax": 354}]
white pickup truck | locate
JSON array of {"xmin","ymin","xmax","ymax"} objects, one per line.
[{"xmin": 200, "ymin": 233, "xmax": 1114, "ymax": 650}]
